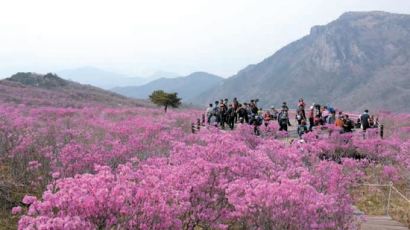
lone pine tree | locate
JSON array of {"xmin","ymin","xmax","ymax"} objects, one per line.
[{"xmin": 149, "ymin": 90, "xmax": 181, "ymax": 112}]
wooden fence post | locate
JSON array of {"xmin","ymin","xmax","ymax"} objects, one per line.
[{"xmin": 386, "ymin": 181, "xmax": 392, "ymax": 216}]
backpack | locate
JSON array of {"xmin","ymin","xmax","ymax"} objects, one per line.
[
  {"xmin": 233, "ymin": 100, "xmax": 239, "ymax": 110},
  {"xmin": 238, "ymin": 108, "xmax": 246, "ymax": 117},
  {"xmin": 228, "ymin": 108, "xmax": 235, "ymax": 117},
  {"xmin": 264, "ymin": 113, "xmax": 271, "ymax": 121},
  {"xmin": 212, "ymin": 106, "xmax": 219, "ymax": 116},
  {"xmin": 220, "ymin": 104, "xmax": 227, "ymax": 114},
  {"xmin": 297, "ymin": 105, "xmax": 304, "ymax": 113},
  {"xmin": 279, "ymin": 112, "xmax": 288, "ymax": 121},
  {"xmin": 256, "ymin": 116, "xmax": 263, "ymax": 126},
  {"xmin": 251, "ymin": 105, "xmax": 258, "ymax": 115},
  {"xmin": 314, "ymin": 106, "xmax": 321, "ymax": 117}
]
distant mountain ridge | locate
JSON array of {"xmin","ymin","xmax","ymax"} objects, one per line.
[
  {"xmin": 57, "ymin": 67, "xmax": 150, "ymax": 89},
  {"xmin": 148, "ymin": 71, "xmax": 180, "ymax": 80},
  {"xmin": 196, "ymin": 11, "xmax": 410, "ymax": 112},
  {"xmin": 112, "ymin": 72, "xmax": 223, "ymax": 103},
  {"xmin": 0, "ymin": 72, "xmax": 149, "ymax": 107}
]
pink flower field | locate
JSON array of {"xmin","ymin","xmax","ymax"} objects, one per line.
[{"xmin": 1, "ymin": 102, "xmax": 409, "ymax": 229}]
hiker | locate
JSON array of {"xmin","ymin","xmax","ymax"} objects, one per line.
[
  {"xmin": 244, "ymin": 103, "xmax": 251, "ymax": 124},
  {"xmin": 270, "ymin": 106, "xmax": 278, "ymax": 120},
  {"xmin": 313, "ymin": 104, "xmax": 321, "ymax": 117},
  {"xmin": 209, "ymin": 111, "xmax": 218, "ymax": 127},
  {"xmin": 321, "ymin": 106, "xmax": 329, "ymax": 125},
  {"xmin": 251, "ymin": 114, "xmax": 263, "ymax": 135},
  {"xmin": 297, "ymin": 119, "xmax": 308, "ymax": 138},
  {"xmin": 360, "ymin": 109, "xmax": 370, "ymax": 131},
  {"xmin": 219, "ymin": 99, "xmax": 227, "ymax": 128},
  {"xmin": 308, "ymin": 105, "xmax": 315, "ymax": 131},
  {"xmin": 233, "ymin": 97, "xmax": 239, "ymax": 109},
  {"xmin": 282, "ymin": 102, "xmax": 292, "ymax": 126},
  {"xmin": 197, "ymin": 118, "xmax": 201, "ymax": 130},
  {"xmin": 374, "ymin": 116, "xmax": 380, "ymax": 128},
  {"xmin": 281, "ymin": 102, "xmax": 289, "ymax": 112},
  {"xmin": 263, "ymin": 110, "xmax": 272, "ymax": 128},
  {"xmin": 297, "ymin": 98, "xmax": 306, "ymax": 119},
  {"xmin": 335, "ymin": 111, "xmax": 344, "ymax": 127},
  {"xmin": 250, "ymin": 100, "xmax": 258, "ymax": 115},
  {"xmin": 355, "ymin": 118, "xmax": 361, "ymax": 129},
  {"xmin": 296, "ymin": 109, "xmax": 304, "ymax": 125},
  {"xmin": 326, "ymin": 110, "xmax": 336, "ymax": 124},
  {"xmin": 232, "ymin": 97, "xmax": 239, "ymax": 123},
  {"xmin": 226, "ymin": 104, "xmax": 236, "ymax": 130},
  {"xmin": 342, "ymin": 114, "xmax": 354, "ymax": 133},
  {"xmin": 224, "ymin": 98, "xmax": 229, "ymax": 122},
  {"xmin": 369, "ymin": 115, "xmax": 375, "ymax": 128},
  {"xmin": 213, "ymin": 101, "xmax": 220, "ymax": 125},
  {"xmin": 278, "ymin": 109, "xmax": 289, "ymax": 131},
  {"xmin": 313, "ymin": 104, "xmax": 322, "ymax": 126},
  {"xmin": 206, "ymin": 104, "xmax": 213, "ymax": 124},
  {"xmin": 258, "ymin": 107, "xmax": 263, "ymax": 115},
  {"xmin": 237, "ymin": 104, "xmax": 247, "ymax": 124}
]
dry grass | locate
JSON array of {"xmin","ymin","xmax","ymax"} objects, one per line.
[
  {"xmin": 0, "ymin": 213, "xmax": 19, "ymax": 230},
  {"xmin": 0, "ymin": 163, "xmax": 37, "ymax": 230}
]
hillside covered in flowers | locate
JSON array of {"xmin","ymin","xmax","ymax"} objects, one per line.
[{"xmin": 0, "ymin": 76, "xmax": 409, "ymax": 229}]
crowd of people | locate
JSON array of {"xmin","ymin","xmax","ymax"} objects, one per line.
[{"xmin": 203, "ymin": 97, "xmax": 381, "ymax": 138}]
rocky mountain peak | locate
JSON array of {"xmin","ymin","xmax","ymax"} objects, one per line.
[
  {"xmin": 7, "ymin": 72, "xmax": 69, "ymax": 89},
  {"xmin": 196, "ymin": 11, "xmax": 410, "ymax": 112}
]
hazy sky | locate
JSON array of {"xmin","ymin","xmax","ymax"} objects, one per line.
[{"xmin": 1, "ymin": 0, "xmax": 410, "ymax": 78}]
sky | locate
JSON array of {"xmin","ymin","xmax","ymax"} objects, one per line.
[{"xmin": 1, "ymin": 0, "xmax": 410, "ymax": 78}]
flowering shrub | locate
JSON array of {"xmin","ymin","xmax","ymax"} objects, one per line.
[
  {"xmin": 0, "ymin": 102, "xmax": 409, "ymax": 229},
  {"xmin": 11, "ymin": 206, "xmax": 22, "ymax": 215}
]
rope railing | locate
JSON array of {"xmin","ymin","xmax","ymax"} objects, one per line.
[
  {"xmin": 354, "ymin": 182, "xmax": 410, "ymax": 216},
  {"xmin": 391, "ymin": 185, "xmax": 410, "ymax": 203}
]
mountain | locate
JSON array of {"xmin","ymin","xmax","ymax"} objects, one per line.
[
  {"xmin": 196, "ymin": 11, "xmax": 410, "ymax": 112},
  {"xmin": 148, "ymin": 71, "xmax": 180, "ymax": 80},
  {"xmin": 56, "ymin": 67, "xmax": 148, "ymax": 89},
  {"xmin": 0, "ymin": 72, "xmax": 150, "ymax": 107},
  {"xmin": 112, "ymin": 72, "xmax": 223, "ymax": 103}
]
